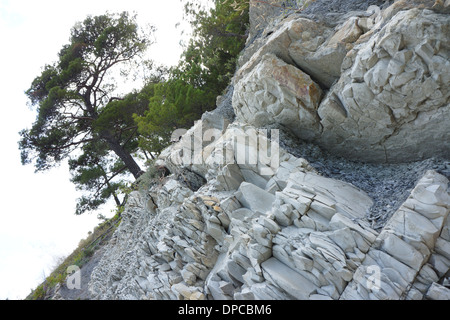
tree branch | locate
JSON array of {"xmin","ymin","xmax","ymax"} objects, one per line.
[
  {"xmin": 121, "ymin": 126, "xmax": 139, "ymax": 149},
  {"xmin": 211, "ymin": 28, "xmax": 248, "ymax": 39},
  {"xmin": 44, "ymin": 138, "xmax": 95, "ymax": 152},
  {"xmin": 93, "ymin": 165, "xmax": 128, "ymax": 200},
  {"xmin": 61, "ymin": 112, "xmax": 95, "ymax": 121}
]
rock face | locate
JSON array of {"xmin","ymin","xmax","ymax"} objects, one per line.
[
  {"xmin": 318, "ymin": 8, "xmax": 450, "ymax": 162},
  {"xmin": 234, "ymin": 53, "xmax": 323, "ymax": 141},
  {"xmin": 233, "ymin": 1, "xmax": 450, "ymax": 163},
  {"xmin": 89, "ymin": 125, "xmax": 450, "ymax": 299},
  {"xmin": 88, "ymin": 0, "xmax": 450, "ymax": 300},
  {"xmin": 341, "ymin": 170, "xmax": 450, "ymax": 299}
]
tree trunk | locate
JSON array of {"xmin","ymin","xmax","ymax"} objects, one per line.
[{"xmin": 100, "ymin": 131, "xmax": 144, "ymax": 179}]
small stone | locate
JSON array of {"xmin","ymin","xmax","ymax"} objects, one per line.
[
  {"xmin": 227, "ymin": 260, "xmax": 247, "ymax": 284},
  {"xmin": 258, "ymin": 216, "xmax": 281, "ymax": 234},
  {"xmin": 261, "ymin": 257, "xmax": 316, "ymax": 300},
  {"xmin": 219, "ymin": 281, "xmax": 235, "ymax": 296},
  {"xmin": 181, "ymin": 269, "xmax": 197, "ymax": 286},
  {"xmin": 203, "ymin": 200, "xmax": 216, "ymax": 207},
  {"xmin": 237, "ymin": 182, "xmax": 276, "ymax": 214},
  {"xmin": 379, "ymin": 233, "xmax": 425, "ymax": 271},
  {"xmin": 425, "ymin": 282, "xmax": 450, "ymax": 300},
  {"xmin": 229, "ymin": 208, "xmax": 255, "ymax": 221},
  {"xmin": 190, "ymin": 291, "xmax": 206, "ymax": 300}
]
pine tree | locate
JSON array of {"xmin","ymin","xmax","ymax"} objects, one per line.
[
  {"xmin": 135, "ymin": 0, "xmax": 249, "ymax": 155},
  {"xmin": 19, "ymin": 12, "xmax": 155, "ymax": 214}
]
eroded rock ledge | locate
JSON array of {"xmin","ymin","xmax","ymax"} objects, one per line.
[{"xmin": 88, "ymin": 128, "xmax": 449, "ymax": 299}]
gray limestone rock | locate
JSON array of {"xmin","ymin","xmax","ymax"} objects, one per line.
[
  {"xmin": 236, "ymin": 182, "xmax": 276, "ymax": 215},
  {"xmin": 234, "ymin": 4, "xmax": 450, "ymax": 164},
  {"xmin": 425, "ymin": 282, "xmax": 450, "ymax": 300},
  {"xmin": 261, "ymin": 257, "xmax": 317, "ymax": 299}
]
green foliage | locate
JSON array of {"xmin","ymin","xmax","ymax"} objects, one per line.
[
  {"xmin": 181, "ymin": 0, "xmax": 249, "ymax": 91},
  {"xmin": 20, "ymin": 2, "xmax": 249, "ymax": 216},
  {"xmin": 21, "ymin": 12, "xmax": 152, "ymax": 170},
  {"xmin": 134, "ymin": 79, "xmax": 210, "ymax": 155},
  {"xmin": 30, "ymin": 284, "xmax": 47, "ymax": 300},
  {"xmin": 67, "ymin": 86, "xmax": 154, "ymax": 215},
  {"xmin": 135, "ymin": 0, "xmax": 249, "ymax": 156}
]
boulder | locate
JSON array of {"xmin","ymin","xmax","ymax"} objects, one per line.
[
  {"xmin": 234, "ymin": 5, "xmax": 450, "ymax": 163},
  {"xmin": 287, "ymin": 171, "xmax": 374, "ymax": 220},
  {"xmin": 378, "ymin": 232, "xmax": 426, "ymax": 271},
  {"xmin": 261, "ymin": 257, "xmax": 317, "ymax": 299},
  {"xmin": 216, "ymin": 164, "xmax": 245, "ymax": 191},
  {"xmin": 425, "ymin": 282, "xmax": 450, "ymax": 300},
  {"xmin": 233, "ymin": 53, "xmax": 323, "ymax": 141},
  {"xmin": 288, "ymin": 17, "xmax": 358, "ymax": 88},
  {"xmin": 318, "ymin": 9, "xmax": 450, "ymax": 162},
  {"xmin": 383, "ymin": 209, "xmax": 441, "ymax": 250}
]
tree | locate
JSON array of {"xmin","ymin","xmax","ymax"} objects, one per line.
[
  {"xmin": 135, "ymin": 1, "xmax": 249, "ymax": 155},
  {"xmin": 68, "ymin": 87, "xmax": 153, "ymax": 215},
  {"xmin": 181, "ymin": 0, "xmax": 249, "ymax": 91},
  {"xmin": 68, "ymin": 140, "xmax": 126, "ymax": 215},
  {"xmin": 19, "ymin": 12, "xmax": 155, "ymax": 214},
  {"xmin": 134, "ymin": 79, "xmax": 208, "ymax": 155}
]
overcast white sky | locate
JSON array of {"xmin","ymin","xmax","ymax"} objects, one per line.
[{"xmin": 0, "ymin": 0, "xmax": 206, "ymax": 300}]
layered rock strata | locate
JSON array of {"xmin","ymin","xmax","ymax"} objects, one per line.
[
  {"xmin": 89, "ymin": 121, "xmax": 449, "ymax": 300},
  {"xmin": 233, "ymin": 1, "xmax": 450, "ymax": 162}
]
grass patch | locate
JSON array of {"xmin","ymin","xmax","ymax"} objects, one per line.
[{"xmin": 25, "ymin": 213, "xmax": 122, "ymax": 300}]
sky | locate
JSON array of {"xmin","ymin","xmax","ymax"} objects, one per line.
[{"xmin": 0, "ymin": 0, "xmax": 204, "ymax": 300}]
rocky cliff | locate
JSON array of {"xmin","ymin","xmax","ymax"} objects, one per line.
[{"xmin": 88, "ymin": 0, "xmax": 450, "ymax": 300}]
